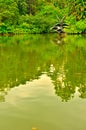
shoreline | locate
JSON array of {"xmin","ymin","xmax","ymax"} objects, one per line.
[{"xmin": 0, "ymin": 32, "xmax": 86, "ymax": 36}]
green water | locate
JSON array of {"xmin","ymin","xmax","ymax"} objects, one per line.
[{"xmin": 0, "ymin": 34, "xmax": 86, "ymax": 130}]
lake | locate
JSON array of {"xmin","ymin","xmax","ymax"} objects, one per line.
[{"xmin": 0, "ymin": 33, "xmax": 86, "ymax": 130}]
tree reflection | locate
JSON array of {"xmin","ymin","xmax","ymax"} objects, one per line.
[{"xmin": 0, "ymin": 34, "xmax": 86, "ymax": 102}]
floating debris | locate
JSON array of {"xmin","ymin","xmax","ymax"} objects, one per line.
[{"xmin": 32, "ymin": 127, "xmax": 37, "ymax": 130}]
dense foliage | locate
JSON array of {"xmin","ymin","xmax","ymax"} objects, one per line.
[{"xmin": 0, "ymin": 0, "xmax": 86, "ymax": 34}]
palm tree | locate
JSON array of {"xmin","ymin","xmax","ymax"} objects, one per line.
[{"xmin": 51, "ymin": 16, "xmax": 68, "ymax": 33}]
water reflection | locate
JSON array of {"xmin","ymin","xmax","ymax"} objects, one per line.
[
  {"xmin": 0, "ymin": 34, "xmax": 86, "ymax": 102},
  {"xmin": 51, "ymin": 33, "xmax": 66, "ymax": 45},
  {"xmin": 5, "ymin": 74, "xmax": 55, "ymax": 105}
]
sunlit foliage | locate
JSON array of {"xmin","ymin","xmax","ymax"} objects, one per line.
[{"xmin": 0, "ymin": 0, "xmax": 86, "ymax": 33}]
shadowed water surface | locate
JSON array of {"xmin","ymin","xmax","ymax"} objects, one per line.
[{"xmin": 0, "ymin": 34, "xmax": 86, "ymax": 130}]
